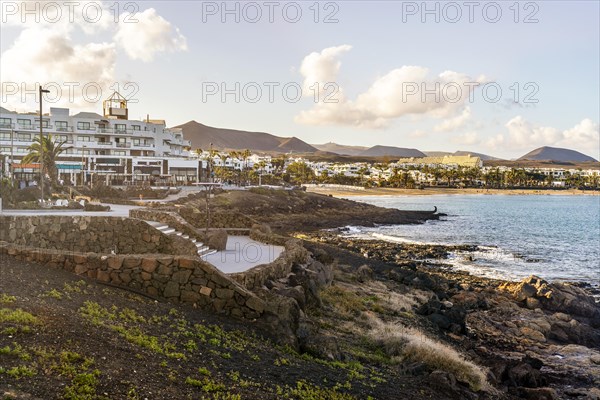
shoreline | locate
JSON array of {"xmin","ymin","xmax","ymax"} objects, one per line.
[{"xmin": 306, "ymin": 186, "xmax": 600, "ymax": 197}]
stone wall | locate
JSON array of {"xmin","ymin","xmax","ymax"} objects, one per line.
[
  {"xmin": 230, "ymin": 239, "xmax": 310, "ymax": 290},
  {"xmin": 0, "ymin": 216, "xmax": 197, "ymax": 257},
  {"xmin": 0, "ymin": 242, "xmax": 265, "ymax": 319}
]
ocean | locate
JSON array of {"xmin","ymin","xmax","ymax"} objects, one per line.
[{"xmin": 344, "ymin": 194, "xmax": 600, "ymax": 286}]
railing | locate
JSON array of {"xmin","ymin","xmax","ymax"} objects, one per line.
[
  {"xmin": 0, "ymin": 123, "xmax": 15, "ymax": 129},
  {"xmin": 116, "ymin": 142, "xmax": 131, "ymax": 148},
  {"xmin": 96, "ymin": 142, "xmax": 113, "ymax": 146},
  {"xmin": 133, "ymin": 143, "xmax": 155, "ymax": 148}
]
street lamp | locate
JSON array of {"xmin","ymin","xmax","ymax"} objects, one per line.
[
  {"xmin": 81, "ymin": 145, "xmax": 87, "ymax": 186},
  {"xmin": 39, "ymin": 85, "xmax": 50, "ymax": 204}
]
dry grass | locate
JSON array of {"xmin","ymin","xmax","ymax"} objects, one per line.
[
  {"xmin": 363, "ymin": 281, "xmax": 431, "ymax": 313},
  {"xmin": 366, "ymin": 315, "xmax": 489, "ymax": 392}
]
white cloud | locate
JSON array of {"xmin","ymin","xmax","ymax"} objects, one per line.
[
  {"xmin": 0, "ymin": 2, "xmax": 186, "ymax": 111},
  {"xmin": 114, "ymin": 8, "xmax": 188, "ymax": 62},
  {"xmin": 434, "ymin": 106, "xmax": 472, "ymax": 132},
  {"xmin": 485, "ymin": 116, "xmax": 599, "ymax": 158},
  {"xmin": 299, "ymin": 45, "xmax": 351, "ymax": 96},
  {"xmin": 295, "ymin": 46, "xmax": 485, "ymax": 129},
  {"xmin": 0, "ymin": 26, "xmax": 116, "ymax": 111}
]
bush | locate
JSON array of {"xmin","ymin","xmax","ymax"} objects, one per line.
[
  {"xmin": 84, "ymin": 203, "xmax": 111, "ymax": 212},
  {"xmin": 367, "ymin": 316, "xmax": 488, "ymax": 391}
]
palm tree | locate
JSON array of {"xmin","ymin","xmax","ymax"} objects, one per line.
[{"xmin": 22, "ymin": 134, "xmax": 69, "ymax": 186}]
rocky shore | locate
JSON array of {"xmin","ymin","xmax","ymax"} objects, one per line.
[{"xmin": 301, "ymin": 230, "xmax": 600, "ymax": 399}]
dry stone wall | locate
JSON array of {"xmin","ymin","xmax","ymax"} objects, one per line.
[
  {"xmin": 0, "ymin": 242, "xmax": 265, "ymax": 319},
  {"xmin": 0, "ymin": 216, "xmax": 197, "ymax": 256}
]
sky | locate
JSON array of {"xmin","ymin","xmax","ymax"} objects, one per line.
[{"xmin": 1, "ymin": 0, "xmax": 599, "ymax": 160}]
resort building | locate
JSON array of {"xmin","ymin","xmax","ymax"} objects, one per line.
[
  {"xmin": 0, "ymin": 93, "xmax": 203, "ymax": 185},
  {"xmin": 393, "ymin": 154, "xmax": 483, "ymax": 169}
]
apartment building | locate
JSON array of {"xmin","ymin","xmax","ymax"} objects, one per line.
[{"xmin": 0, "ymin": 92, "xmax": 203, "ymax": 185}]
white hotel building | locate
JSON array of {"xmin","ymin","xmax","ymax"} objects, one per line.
[{"xmin": 0, "ymin": 93, "xmax": 204, "ymax": 185}]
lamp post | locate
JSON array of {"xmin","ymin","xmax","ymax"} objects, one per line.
[
  {"xmin": 81, "ymin": 145, "xmax": 87, "ymax": 186},
  {"xmin": 39, "ymin": 85, "xmax": 50, "ymax": 204}
]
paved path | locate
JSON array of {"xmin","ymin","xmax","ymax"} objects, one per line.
[
  {"xmin": 202, "ymin": 236, "xmax": 284, "ymax": 274},
  {"xmin": 0, "ymin": 204, "xmax": 138, "ymax": 218}
]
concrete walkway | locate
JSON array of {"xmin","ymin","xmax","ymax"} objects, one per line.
[
  {"xmin": 202, "ymin": 236, "xmax": 284, "ymax": 274},
  {"xmin": 0, "ymin": 204, "xmax": 138, "ymax": 218}
]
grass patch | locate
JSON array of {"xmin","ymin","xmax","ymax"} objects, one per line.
[
  {"xmin": 367, "ymin": 316, "xmax": 488, "ymax": 391},
  {"xmin": 0, "ymin": 294, "xmax": 16, "ymax": 304}
]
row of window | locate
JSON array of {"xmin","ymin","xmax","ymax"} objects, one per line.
[{"xmin": 0, "ymin": 118, "xmax": 145, "ymax": 132}]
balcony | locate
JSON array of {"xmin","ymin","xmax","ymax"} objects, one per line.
[
  {"xmin": 0, "ymin": 123, "xmax": 15, "ymax": 129},
  {"xmin": 96, "ymin": 142, "xmax": 113, "ymax": 147},
  {"xmin": 116, "ymin": 142, "xmax": 131, "ymax": 148}
]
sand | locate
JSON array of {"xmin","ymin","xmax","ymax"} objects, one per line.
[{"xmin": 305, "ymin": 186, "xmax": 600, "ymax": 197}]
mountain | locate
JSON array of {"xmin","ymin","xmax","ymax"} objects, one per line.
[
  {"xmin": 517, "ymin": 146, "xmax": 597, "ymax": 162},
  {"xmin": 423, "ymin": 151, "xmax": 453, "ymax": 157},
  {"xmin": 359, "ymin": 146, "xmax": 426, "ymax": 158},
  {"xmin": 311, "ymin": 142, "xmax": 368, "ymax": 156},
  {"xmin": 175, "ymin": 121, "xmax": 317, "ymax": 153}
]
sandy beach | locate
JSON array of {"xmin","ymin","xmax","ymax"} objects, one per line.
[{"xmin": 306, "ymin": 186, "xmax": 600, "ymax": 197}]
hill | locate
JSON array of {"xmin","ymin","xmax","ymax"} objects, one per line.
[
  {"xmin": 359, "ymin": 145, "xmax": 426, "ymax": 157},
  {"xmin": 311, "ymin": 142, "xmax": 368, "ymax": 156},
  {"xmin": 517, "ymin": 146, "xmax": 597, "ymax": 162},
  {"xmin": 175, "ymin": 120, "xmax": 317, "ymax": 153}
]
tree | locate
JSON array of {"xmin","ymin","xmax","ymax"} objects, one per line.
[
  {"xmin": 286, "ymin": 161, "xmax": 315, "ymax": 184},
  {"xmin": 22, "ymin": 134, "xmax": 69, "ymax": 186}
]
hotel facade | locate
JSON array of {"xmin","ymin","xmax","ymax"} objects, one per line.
[{"xmin": 0, "ymin": 93, "xmax": 204, "ymax": 186}]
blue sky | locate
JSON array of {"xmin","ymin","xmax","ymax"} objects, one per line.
[{"xmin": 1, "ymin": 1, "xmax": 598, "ymax": 159}]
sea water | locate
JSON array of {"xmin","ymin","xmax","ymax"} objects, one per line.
[{"xmin": 345, "ymin": 194, "xmax": 600, "ymax": 286}]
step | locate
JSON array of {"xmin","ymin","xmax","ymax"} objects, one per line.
[
  {"xmin": 190, "ymin": 238, "xmax": 197, "ymax": 243},
  {"xmin": 176, "ymin": 232, "xmax": 183, "ymax": 236},
  {"xmin": 195, "ymin": 242, "xmax": 205, "ymax": 248},
  {"xmin": 182, "ymin": 235, "xmax": 190, "ymax": 239},
  {"xmin": 162, "ymin": 228, "xmax": 176, "ymax": 235},
  {"xmin": 196, "ymin": 246, "xmax": 210, "ymax": 253},
  {"xmin": 199, "ymin": 249, "xmax": 218, "ymax": 257}
]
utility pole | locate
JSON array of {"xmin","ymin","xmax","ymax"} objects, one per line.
[
  {"xmin": 39, "ymin": 85, "xmax": 50, "ymax": 204},
  {"xmin": 10, "ymin": 126, "xmax": 14, "ymax": 186}
]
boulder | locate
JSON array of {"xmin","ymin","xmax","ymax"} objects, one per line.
[
  {"xmin": 356, "ymin": 264, "xmax": 373, "ymax": 282},
  {"xmin": 207, "ymin": 229, "xmax": 228, "ymax": 251}
]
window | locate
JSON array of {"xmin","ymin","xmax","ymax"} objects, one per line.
[
  {"xmin": 55, "ymin": 121, "xmax": 68, "ymax": 131},
  {"xmin": 17, "ymin": 133, "xmax": 31, "ymax": 141},
  {"xmin": 132, "ymin": 125, "xmax": 140, "ymax": 131},
  {"xmin": 133, "ymin": 139, "xmax": 140, "ymax": 146},
  {"xmin": 40, "ymin": 120, "xmax": 49, "ymax": 128},
  {"xmin": 77, "ymin": 122, "xmax": 91, "ymax": 130},
  {"xmin": 57, "ymin": 135, "xmax": 69, "ymax": 142},
  {"xmin": 77, "ymin": 136, "xmax": 91, "ymax": 142},
  {"xmin": 0, "ymin": 133, "xmax": 10, "ymax": 140},
  {"xmin": 115, "ymin": 124, "xmax": 126, "ymax": 132},
  {"xmin": 0, "ymin": 118, "xmax": 11, "ymax": 127},
  {"xmin": 0, "ymin": 147, "xmax": 11, "ymax": 153},
  {"xmin": 113, "ymin": 150, "xmax": 126, "ymax": 156},
  {"xmin": 17, "ymin": 119, "xmax": 31, "ymax": 127}
]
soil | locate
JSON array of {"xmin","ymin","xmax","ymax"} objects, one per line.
[{"xmin": 1, "ymin": 258, "xmax": 454, "ymax": 400}]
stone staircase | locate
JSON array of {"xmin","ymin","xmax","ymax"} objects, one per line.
[{"xmin": 144, "ymin": 221, "xmax": 217, "ymax": 258}]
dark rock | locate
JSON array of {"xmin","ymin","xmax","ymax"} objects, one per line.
[{"xmin": 356, "ymin": 264, "xmax": 373, "ymax": 282}]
